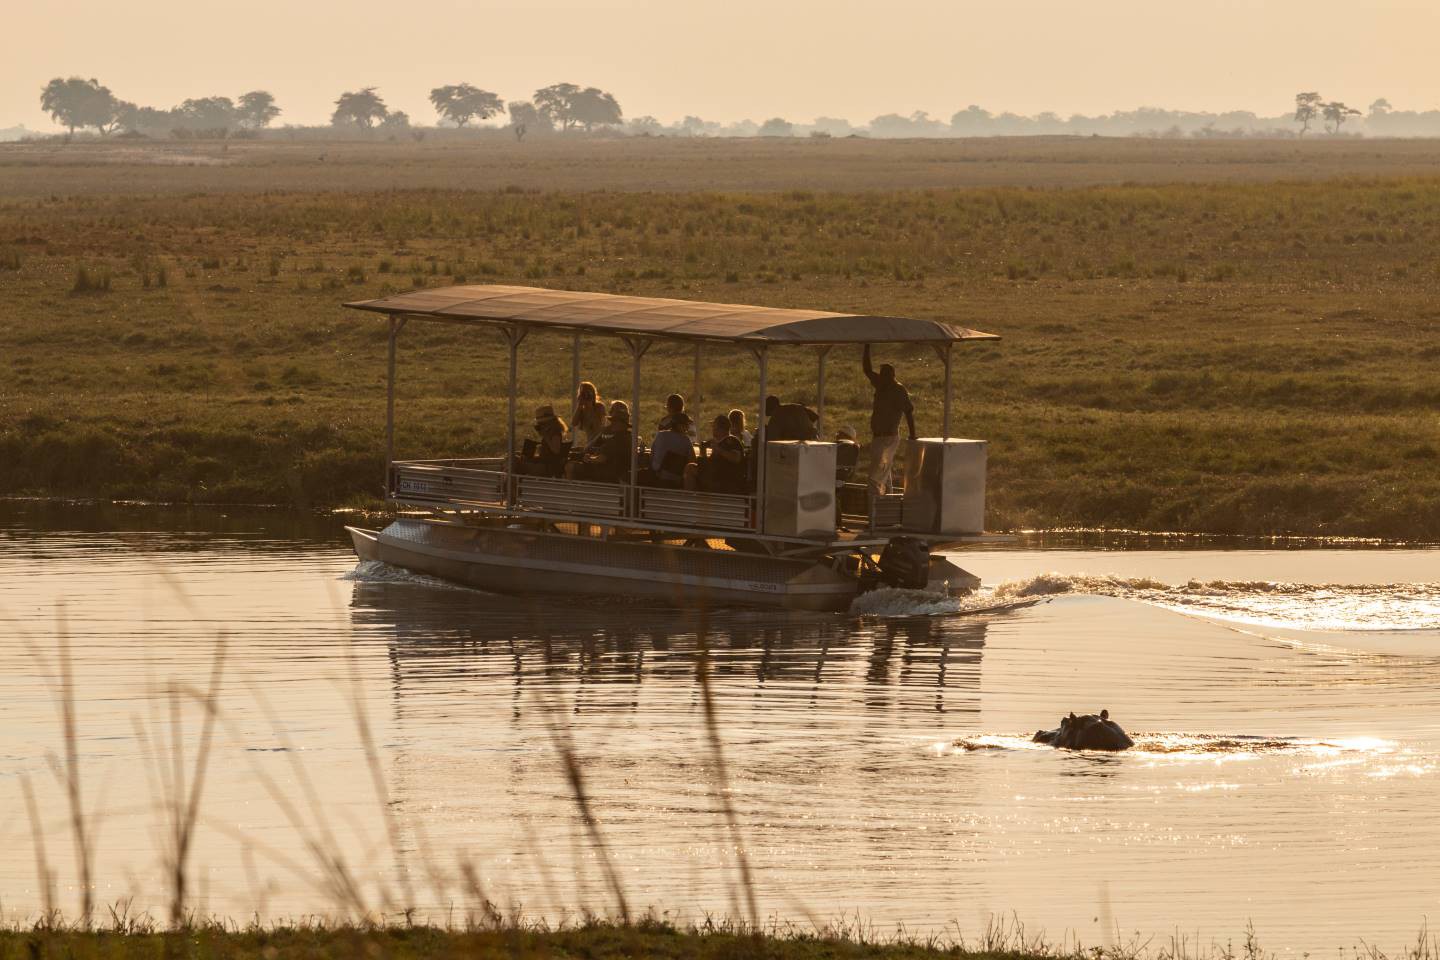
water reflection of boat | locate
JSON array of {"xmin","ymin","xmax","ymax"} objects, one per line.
[
  {"xmin": 343, "ymin": 286, "xmax": 1006, "ymax": 611},
  {"xmin": 348, "ymin": 580, "xmax": 987, "ymax": 716}
]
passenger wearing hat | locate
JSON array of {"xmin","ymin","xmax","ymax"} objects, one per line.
[
  {"xmin": 515, "ymin": 404, "xmax": 570, "ymax": 477},
  {"xmin": 566, "ymin": 400, "xmax": 633, "ymax": 483},
  {"xmin": 686, "ymin": 414, "xmax": 747, "ymax": 494},
  {"xmin": 649, "ymin": 408, "xmax": 695, "ymax": 487},
  {"xmin": 657, "ymin": 392, "xmax": 698, "ymax": 439}
]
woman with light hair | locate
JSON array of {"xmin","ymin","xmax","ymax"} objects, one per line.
[
  {"xmin": 727, "ymin": 408, "xmax": 753, "ymax": 446},
  {"xmin": 570, "ymin": 380, "xmax": 605, "ymax": 448}
]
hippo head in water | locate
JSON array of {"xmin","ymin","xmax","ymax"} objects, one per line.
[{"xmin": 1033, "ymin": 710, "xmax": 1135, "ymax": 751}]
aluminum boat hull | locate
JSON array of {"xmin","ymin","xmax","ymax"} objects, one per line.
[{"xmin": 347, "ymin": 519, "xmax": 866, "ymax": 611}]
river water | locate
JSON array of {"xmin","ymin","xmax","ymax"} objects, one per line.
[{"xmin": 1, "ymin": 501, "xmax": 1438, "ymax": 953}]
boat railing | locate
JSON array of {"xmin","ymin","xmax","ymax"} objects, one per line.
[
  {"xmin": 392, "ymin": 460, "xmax": 507, "ymax": 504},
  {"xmin": 869, "ymin": 492, "xmax": 906, "ymax": 530},
  {"xmin": 390, "ymin": 457, "xmax": 915, "ymax": 540},
  {"xmin": 638, "ymin": 487, "xmax": 754, "ymax": 532},
  {"xmin": 515, "ymin": 475, "xmax": 628, "ymax": 518},
  {"xmin": 391, "ymin": 458, "xmax": 761, "ymax": 535},
  {"xmin": 397, "ymin": 457, "xmax": 507, "ymax": 470}
]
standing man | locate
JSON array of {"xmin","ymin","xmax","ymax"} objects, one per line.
[{"xmin": 861, "ymin": 344, "xmax": 915, "ymax": 496}]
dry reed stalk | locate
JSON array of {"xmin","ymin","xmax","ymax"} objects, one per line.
[
  {"xmin": 19, "ymin": 775, "xmax": 56, "ymax": 921},
  {"xmin": 234, "ymin": 681, "xmax": 369, "ymax": 915},
  {"xmin": 131, "ymin": 638, "xmax": 227, "ymax": 928},
  {"xmin": 343, "ymin": 638, "xmax": 415, "ymax": 913},
  {"xmin": 690, "ymin": 610, "xmax": 760, "ymax": 930},
  {"xmin": 46, "ymin": 615, "xmax": 96, "ymax": 926},
  {"xmin": 537, "ymin": 700, "xmax": 631, "ymax": 923}
]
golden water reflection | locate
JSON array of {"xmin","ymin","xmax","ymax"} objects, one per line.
[{"xmin": 2, "ymin": 508, "xmax": 1440, "ymax": 956}]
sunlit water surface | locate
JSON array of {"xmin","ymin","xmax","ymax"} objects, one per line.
[{"xmin": 1, "ymin": 503, "xmax": 1438, "ymax": 954}]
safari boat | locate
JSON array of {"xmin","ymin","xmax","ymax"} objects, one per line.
[{"xmin": 343, "ymin": 285, "xmax": 1004, "ymax": 611}]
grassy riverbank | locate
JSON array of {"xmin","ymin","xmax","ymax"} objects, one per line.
[
  {"xmin": 2, "ymin": 139, "xmax": 1438, "ymax": 537},
  {"xmin": 0, "ymin": 919, "xmax": 1327, "ymax": 960},
  {"xmin": 0, "ymin": 922, "xmax": 1069, "ymax": 960}
]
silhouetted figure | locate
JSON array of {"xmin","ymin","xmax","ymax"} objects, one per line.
[
  {"xmin": 861, "ymin": 345, "xmax": 915, "ymax": 496},
  {"xmin": 764, "ymin": 395, "xmax": 818, "ymax": 442}
]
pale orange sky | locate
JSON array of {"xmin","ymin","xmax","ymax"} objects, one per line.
[{"xmin": 7, "ymin": 0, "xmax": 1440, "ymax": 129}]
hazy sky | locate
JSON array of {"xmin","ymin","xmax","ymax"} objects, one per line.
[{"xmin": 8, "ymin": 0, "xmax": 1440, "ymax": 129}]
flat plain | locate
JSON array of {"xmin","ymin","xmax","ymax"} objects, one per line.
[{"xmin": 1, "ymin": 136, "xmax": 1437, "ymax": 537}]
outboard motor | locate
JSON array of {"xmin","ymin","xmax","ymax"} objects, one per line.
[{"xmin": 877, "ymin": 536, "xmax": 930, "ymax": 589}]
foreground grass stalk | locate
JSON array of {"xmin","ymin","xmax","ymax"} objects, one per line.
[
  {"xmin": 344, "ymin": 638, "xmax": 415, "ymax": 914},
  {"xmin": 19, "ymin": 776, "xmax": 57, "ymax": 921},
  {"xmin": 164, "ymin": 639, "xmax": 227, "ymax": 928},
  {"xmin": 539, "ymin": 702, "xmax": 631, "ymax": 924},
  {"xmin": 47, "ymin": 618, "xmax": 96, "ymax": 927},
  {"xmin": 693, "ymin": 615, "xmax": 760, "ymax": 930}
]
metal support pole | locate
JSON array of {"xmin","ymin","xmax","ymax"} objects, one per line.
[
  {"xmin": 571, "ymin": 332, "xmax": 581, "ymax": 410},
  {"xmin": 815, "ymin": 345, "xmax": 832, "ymax": 438},
  {"xmin": 942, "ymin": 343, "xmax": 954, "ymax": 439},
  {"xmin": 753, "ymin": 345, "xmax": 768, "ymax": 533},
  {"xmin": 626, "ymin": 337, "xmax": 650, "ymax": 507},
  {"xmin": 384, "ymin": 315, "xmax": 405, "ymax": 498},
  {"xmin": 692, "ymin": 342, "xmax": 702, "ymax": 416},
  {"xmin": 504, "ymin": 325, "xmax": 521, "ymax": 507}
]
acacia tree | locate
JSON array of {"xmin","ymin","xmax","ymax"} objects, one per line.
[
  {"xmin": 1323, "ymin": 100, "xmax": 1361, "ymax": 133},
  {"xmin": 570, "ymin": 87, "xmax": 622, "ymax": 131},
  {"xmin": 40, "ymin": 76, "xmax": 120, "ymax": 136},
  {"xmin": 1294, "ymin": 91, "xmax": 1323, "ymax": 136},
  {"xmin": 757, "ymin": 117, "xmax": 794, "ymax": 137},
  {"xmin": 332, "ymin": 88, "xmax": 388, "ymax": 129},
  {"xmin": 237, "ymin": 91, "xmax": 280, "ymax": 129},
  {"xmin": 177, "ymin": 96, "xmax": 238, "ymax": 131},
  {"xmin": 533, "ymin": 84, "xmax": 622, "ymax": 132},
  {"xmin": 429, "ymin": 83, "xmax": 503, "ymax": 127},
  {"xmin": 533, "ymin": 83, "xmax": 581, "ymax": 130}
]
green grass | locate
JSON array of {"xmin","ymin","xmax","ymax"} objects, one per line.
[{"xmin": 1, "ymin": 143, "xmax": 1438, "ymax": 537}]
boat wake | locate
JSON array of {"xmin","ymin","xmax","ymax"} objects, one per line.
[
  {"xmin": 989, "ymin": 573, "xmax": 1440, "ymax": 632},
  {"xmin": 849, "ymin": 587, "xmax": 1043, "ymax": 619},
  {"xmin": 950, "ymin": 732, "xmax": 1395, "ymax": 757},
  {"xmin": 340, "ymin": 559, "xmax": 469, "ymax": 590}
]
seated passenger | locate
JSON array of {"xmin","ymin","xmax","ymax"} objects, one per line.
[
  {"xmin": 565, "ymin": 401, "xmax": 632, "ymax": 483},
  {"xmin": 515, "ymin": 405, "xmax": 570, "ymax": 477},
  {"xmin": 658, "ymin": 393, "xmax": 697, "ymax": 438},
  {"xmin": 728, "ymin": 408, "xmax": 754, "ymax": 446},
  {"xmin": 569, "ymin": 380, "xmax": 605, "ymax": 449},
  {"xmin": 686, "ymin": 415, "xmax": 748, "ymax": 494},
  {"xmin": 648, "ymin": 410, "xmax": 695, "ymax": 487},
  {"xmin": 764, "ymin": 394, "xmax": 819, "ymax": 442}
]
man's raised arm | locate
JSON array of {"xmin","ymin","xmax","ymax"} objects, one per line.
[{"xmin": 862, "ymin": 344, "xmax": 878, "ymax": 385}]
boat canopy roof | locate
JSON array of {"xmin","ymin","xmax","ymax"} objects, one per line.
[{"xmin": 345, "ymin": 285, "xmax": 998, "ymax": 345}]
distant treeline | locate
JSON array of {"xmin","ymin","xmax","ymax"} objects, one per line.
[{"xmin": 25, "ymin": 78, "xmax": 1440, "ymax": 142}]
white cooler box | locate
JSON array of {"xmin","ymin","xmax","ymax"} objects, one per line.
[
  {"xmin": 763, "ymin": 441, "xmax": 837, "ymax": 539},
  {"xmin": 902, "ymin": 438, "xmax": 986, "ymax": 535}
]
